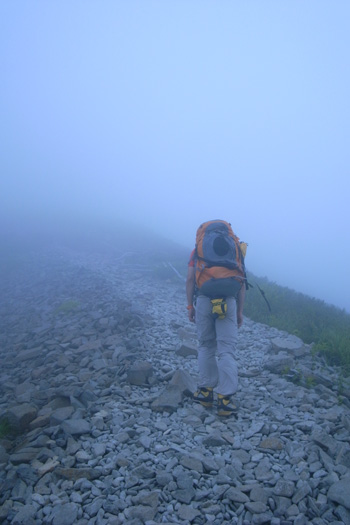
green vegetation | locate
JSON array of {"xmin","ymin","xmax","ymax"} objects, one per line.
[
  {"xmin": 244, "ymin": 272, "xmax": 350, "ymax": 376},
  {"xmin": 0, "ymin": 418, "xmax": 12, "ymax": 439},
  {"xmin": 54, "ymin": 300, "xmax": 81, "ymax": 314}
]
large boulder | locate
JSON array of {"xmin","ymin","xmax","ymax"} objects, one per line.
[
  {"xmin": 170, "ymin": 370, "xmax": 197, "ymax": 396},
  {"xmin": 271, "ymin": 336, "xmax": 308, "ymax": 357}
]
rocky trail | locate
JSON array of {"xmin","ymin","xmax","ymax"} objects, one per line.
[{"xmin": 0, "ymin": 245, "xmax": 350, "ymax": 525}]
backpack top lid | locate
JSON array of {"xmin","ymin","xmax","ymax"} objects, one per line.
[
  {"xmin": 196, "ymin": 220, "xmax": 235, "ymax": 245},
  {"xmin": 196, "ymin": 220, "xmax": 241, "ymax": 270}
]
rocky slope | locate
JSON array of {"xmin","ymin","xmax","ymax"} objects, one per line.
[{"xmin": 0, "ymin": 245, "xmax": 350, "ymax": 525}]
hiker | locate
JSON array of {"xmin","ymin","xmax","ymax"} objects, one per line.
[{"xmin": 186, "ymin": 220, "xmax": 246, "ymax": 417}]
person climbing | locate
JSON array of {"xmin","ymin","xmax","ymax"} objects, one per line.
[{"xmin": 186, "ymin": 220, "xmax": 247, "ymax": 417}]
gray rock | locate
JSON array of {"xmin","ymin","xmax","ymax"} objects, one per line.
[
  {"xmin": 271, "ymin": 336, "xmax": 307, "ymax": 356},
  {"xmin": 180, "ymin": 455, "xmax": 203, "ymax": 473},
  {"xmin": 202, "ymin": 432, "xmax": 227, "ymax": 447},
  {"xmin": 264, "ymin": 353, "xmax": 294, "ymax": 374},
  {"xmin": 178, "ymin": 504, "xmax": 201, "ymax": 520},
  {"xmin": 132, "ymin": 489, "xmax": 159, "ymax": 507},
  {"xmin": 50, "ymin": 502, "xmax": 79, "ymax": 525},
  {"xmin": 50, "ymin": 406, "xmax": 74, "ymax": 425},
  {"xmin": 173, "ymin": 487, "xmax": 196, "ymax": 503},
  {"xmin": 61, "ymin": 418, "xmax": 91, "ymax": 435},
  {"xmin": 10, "ymin": 447, "xmax": 39, "ymax": 464},
  {"xmin": 3, "ymin": 404, "xmax": 38, "ymax": 432},
  {"xmin": 259, "ymin": 437, "xmax": 283, "ymax": 451},
  {"xmin": 250, "ymin": 486, "xmax": 269, "ymax": 504},
  {"xmin": 0, "ymin": 501, "xmax": 13, "ymax": 521},
  {"xmin": 328, "ymin": 479, "xmax": 350, "ymax": 510},
  {"xmin": 11, "ymin": 504, "xmax": 36, "ymax": 525},
  {"xmin": 84, "ymin": 497, "xmax": 104, "ymax": 517},
  {"xmin": 176, "ymin": 472, "xmax": 194, "ymax": 490},
  {"xmin": 245, "ymin": 421, "xmax": 265, "ymax": 438},
  {"xmin": 335, "ymin": 505, "xmax": 350, "ymax": 525},
  {"xmin": 175, "ymin": 343, "xmax": 198, "ymax": 357},
  {"xmin": 169, "ymin": 369, "xmax": 197, "ymax": 396},
  {"xmin": 54, "ymin": 467, "xmax": 100, "ymax": 480},
  {"xmin": 273, "ymin": 479, "xmax": 295, "ymax": 498},
  {"xmin": 292, "ymin": 482, "xmax": 312, "ymax": 504},
  {"xmin": 226, "ymin": 487, "xmax": 249, "ymax": 503},
  {"xmin": 245, "ymin": 501, "xmax": 268, "ymax": 513},
  {"xmin": 336, "ymin": 443, "xmax": 350, "ymax": 468},
  {"xmin": 127, "ymin": 360, "xmax": 154, "ymax": 385},
  {"xmin": 131, "ymin": 464, "xmax": 155, "ymax": 479},
  {"xmin": 156, "ymin": 471, "xmax": 173, "ymax": 486},
  {"xmin": 125, "ymin": 504, "xmax": 157, "ymax": 521},
  {"xmin": 0, "ymin": 445, "xmax": 9, "ymax": 464},
  {"xmin": 151, "ymin": 384, "xmax": 183, "ymax": 412},
  {"xmin": 312, "ymin": 430, "xmax": 340, "ymax": 456}
]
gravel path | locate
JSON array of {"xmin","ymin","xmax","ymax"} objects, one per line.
[{"xmin": 0, "ymin": 245, "xmax": 350, "ymax": 525}]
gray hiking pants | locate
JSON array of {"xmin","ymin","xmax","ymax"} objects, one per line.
[{"xmin": 195, "ymin": 295, "xmax": 238, "ymax": 396}]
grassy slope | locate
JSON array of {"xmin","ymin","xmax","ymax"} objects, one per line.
[{"xmin": 243, "ymin": 272, "xmax": 350, "ymax": 376}]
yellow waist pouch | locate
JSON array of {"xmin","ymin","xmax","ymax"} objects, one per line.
[{"xmin": 211, "ymin": 298, "xmax": 227, "ymax": 319}]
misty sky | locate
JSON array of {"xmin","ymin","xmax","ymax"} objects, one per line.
[{"xmin": 1, "ymin": 2, "xmax": 349, "ymax": 311}]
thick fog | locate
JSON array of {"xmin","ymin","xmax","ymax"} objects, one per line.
[{"xmin": 1, "ymin": 2, "xmax": 349, "ymax": 312}]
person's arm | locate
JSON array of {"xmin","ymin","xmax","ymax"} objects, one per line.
[
  {"xmin": 186, "ymin": 266, "xmax": 196, "ymax": 322},
  {"xmin": 236, "ymin": 283, "xmax": 245, "ymax": 328}
]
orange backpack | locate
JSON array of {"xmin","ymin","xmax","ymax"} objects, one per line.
[{"xmin": 193, "ymin": 220, "xmax": 246, "ymax": 298}]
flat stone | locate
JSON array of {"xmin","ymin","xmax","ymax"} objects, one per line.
[
  {"xmin": 127, "ymin": 360, "xmax": 154, "ymax": 385},
  {"xmin": 328, "ymin": 479, "xmax": 350, "ymax": 510},
  {"xmin": 226, "ymin": 487, "xmax": 249, "ymax": 503},
  {"xmin": 0, "ymin": 445, "xmax": 9, "ymax": 464},
  {"xmin": 50, "ymin": 406, "xmax": 74, "ymax": 425},
  {"xmin": 61, "ymin": 419, "xmax": 91, "ymax": 435},
  {"xmin": 17, "ymin": 348, "xmax": 43, "ymax": 361},
  {"xmin": 50, "ymin": 502, "xmax": 79, "ymax": 525},
  {"xmin": 292, "ymin": 482, "xmax": 312, "ymax": 504},
  {"xmin": 4, "ymin": 404, "xmax": 38, "ymax": 432},
  {"xmin": 246, "ymin": 421, "xmax": 265, "ymax": 438},
  {"xmin": 271, "ymin": 336, "xmax": 306, "ymax": 355},
  {"xmin": 12, "ymin": 504, "xmax": 37, "ymax": 524},
  {"xmin": 170, "ymin": 369, "xmax": 197, "ymax": 395},
  {"xmin": 273, "ymin": 479, "xmax": 295, "ymax": 497},
  {"xmin": 245, "ymin": 501, "xmax": 268, "ymax": 513},
  {"xmin": 312, "ymin": 430, "xmax": 340, "ymax": 456},
  {"xmin": 178, "ymin": 504, "xmax": 201, "ymax": 520},
  {"xmin": 54, "ymin": 467, "xmax": 100, "ymax": 480},
  {"xmin": 260, "ymin": 437, "xmax": 284, "ymax": 450},
  {"xmin": 175, "ymin": 343, "xmax": 198, "ymax": 357},
  {"xmin": 125, "ymin": 505, "xmax": 157, "ymax": 521},
  {"xmin": 264, "ymin": 354, "xmax": 294, "ymax": 374},
  {"xmin": 202, "ymin": 432, "xmax": 227, "ymax": 447},
  {"xmin": 173, "ymin": 487, "xmax": 195, "ymax": 504},
  {"xmin": 151, "ymin": 385, "xmax": 183, "ymax": 412},
  {"xmin": 10, "ymin": 448, "xmax": 39, "ymax": 464},
  {"xmin": 180, "ymin": 455, "xmax": 203, "ymax": 473}
]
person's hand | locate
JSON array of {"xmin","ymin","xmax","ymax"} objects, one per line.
[
  {"xmin": 237, "ymin": 311, "xmax": 243, "ymax": 328},
  {"xmin": 188, "ymin": 306, "xmax": 195, "ymax": 323}
]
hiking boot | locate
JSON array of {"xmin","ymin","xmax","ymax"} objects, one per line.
[
  {"xmin": 193, "ymin": 387, "xmax": 214, "ymax": 408},
  {"xmin": 217, "ymin": 394, "xmax": 238, "ymax": 417}
]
